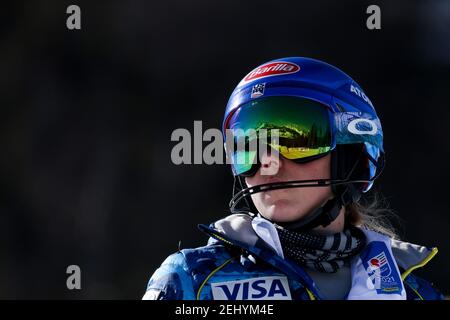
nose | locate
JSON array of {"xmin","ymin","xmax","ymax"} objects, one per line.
[{"xmin": 260, "ymin": 148, "xmax": 281, "ymax": 176}]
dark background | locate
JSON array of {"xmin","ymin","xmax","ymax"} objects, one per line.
[{"xmin": 1, "ymin": 0, "xmax": 449, "ymax": 299}]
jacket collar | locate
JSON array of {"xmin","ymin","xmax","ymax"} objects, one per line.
[
  {"xmin": 390, "ymin": 238, "xmax": 438, "ymax": 280},
  {"xmin": 198, "ymin": 214, "xmax": 438, "ymax": 298},
  {"xmin": 198, "ymin": 214, "xmax": 324, "ymax": 298}
]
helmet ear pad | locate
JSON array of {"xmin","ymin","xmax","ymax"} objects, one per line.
[{"xmin": 331, "ymin": 143, "xmax": 370, "ymax": 203}]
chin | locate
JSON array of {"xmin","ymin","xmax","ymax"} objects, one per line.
[{"xmin": 262, "ymin": 200, "xmax": 305, "ymax": 223}]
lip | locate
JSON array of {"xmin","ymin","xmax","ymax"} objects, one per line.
[{"xmin": 259, "ymin": 177, "xmax": 290, "ymax": 191}]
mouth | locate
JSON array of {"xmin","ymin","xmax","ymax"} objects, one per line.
[{"xmin": 261, "ymin": 184, "xmax": 291, "ymax": 199}]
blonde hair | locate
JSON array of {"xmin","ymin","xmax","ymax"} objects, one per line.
[{"xmin": 345, "ymin": 191, "xmax": 401, "ymax": 240}]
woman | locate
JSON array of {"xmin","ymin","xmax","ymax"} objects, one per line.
[{"xmin": 143, "ymin": 57, "xmax": 443, "ymax": 300}]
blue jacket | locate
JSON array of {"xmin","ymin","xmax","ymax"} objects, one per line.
[{"xmin": 143, "ymin": 214, "xmax": 443, "ymax": 300}]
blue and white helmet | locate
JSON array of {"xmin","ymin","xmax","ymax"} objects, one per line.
[{"xmin": 223, "ymin": 57, "xmax": 384, "ymax": 193}]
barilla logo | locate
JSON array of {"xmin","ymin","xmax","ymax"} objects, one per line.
[
  {"xmin": 241, "ymin": 62, "xmax": 300, "ymax": 84},
  {"xmin": 211, "ymin": 276, "xmax": 292, "ymax": 300}
]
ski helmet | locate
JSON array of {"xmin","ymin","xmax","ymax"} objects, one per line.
[{"xmin": 223, "ymin": 57, "xmax": 385, "ymax": 230}]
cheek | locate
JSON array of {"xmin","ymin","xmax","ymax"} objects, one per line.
[
  {"xmin": 244, "ymin": 175, "xmax": 259, "ymax": 188},
  {"xmin": 300, "ymin": 185, "xmax": 333, "ymax": 202},
  {"xmin": 289, "ymin": 157, "xmax": 331, "ymax": 180},
  {"xmin": 245, "ymin": 154, "xmax": 331, "ymax": 186}
]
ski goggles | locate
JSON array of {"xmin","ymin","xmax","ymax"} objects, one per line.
[{"xmin": 225, "ymin": 96, "xmax": 334, "ymax": 176}]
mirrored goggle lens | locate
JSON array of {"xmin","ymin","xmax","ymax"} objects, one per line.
[{"xmin": 226, "ymin": 96, "xmax": 333, "ymax": 176}]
